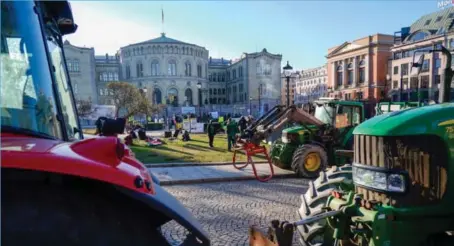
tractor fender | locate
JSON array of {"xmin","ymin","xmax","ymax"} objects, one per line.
[
  {"xmin": 115, "ymin": 184, "xmax": 210, "ymax": 245},
  {"xmin": 307, "ymin": 141, "xmax": 326, "ymax": 151}
]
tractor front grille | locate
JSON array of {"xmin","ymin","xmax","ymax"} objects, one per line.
[{"xmin": 353, "ymin": 135, "xmax": 448, "ymax": 208}]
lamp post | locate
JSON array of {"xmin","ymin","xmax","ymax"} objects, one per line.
[
  {"xmin": 141, "ymin": 87, "xmax": 148, "ymax": 125},
  {"xmin": 165, "ymin": 96, "xmax": 169, "ymax": 131},
  {"xmin": 249, "ymin": 96, "xmax": 252, "ymax": 115},
  {"xmin": 384, "ymin": 74, "xmax": 391, "ymax": 102},
  {"xmin": 283, "ymin": 61, "xmax": 293, "ymax": 107},
  {"xmin": 258, "ymin": 84, "xmax": 263, "ymax": 117},
  {"xmin": 197, "ymin": 82, "xmax": 202, "ymax": 118}
]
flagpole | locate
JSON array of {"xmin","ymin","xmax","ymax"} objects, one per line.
[{"xmin": 161, "ymin": 6, "xmax": 165, "ymax": 35}]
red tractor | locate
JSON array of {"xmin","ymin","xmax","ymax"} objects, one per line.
[{"xmin": 1, "ymin": 1, "xmax": 209, "ymax": 245}]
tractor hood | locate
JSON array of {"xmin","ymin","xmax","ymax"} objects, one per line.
[
  {"xmin": 353, "ymin": 103, "xmax": 454, "ymax": 136},
  {"xmin": 1, "ymin": 133, "xmax": 210, "ymax": 245},
  {"xmin": 283, "ymin": 125, "xmax": 318, "ymax": 134}
]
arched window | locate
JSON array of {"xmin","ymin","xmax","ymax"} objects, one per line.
[
  {"xmin": 168, "ymin": 88, "xmax": 178, "ymax": 107},
  {"xmin": 185, "ymin": 88, "xmax": 193, "ymax": 106},
  {"xmin": 153, "ymin": 88, "xmax": 162, "ymax": 104},
  {"xmin": 185, "ymin": 61, "xmax": 192, "ymax": 76},
  {"xmin": 136, "ymin": 62, "xmax": 143, "ymax": 77},
  {"xmin": 347, "ymin": 63, "xmax": 353, "ymax": 85},
  {"xmin": 168, "ymin": 60, "xmax": 177, "ymax": 76},
  {"xmin": 151, "ymin": 60, "xmax": 160, "ymax": 76},
  {"xmin": 359, "ymin": 60, "xmax": 366, "ymax": 83},
  {"xmin": 256, "ymin": 63, "xmax": 262, "ymax": 75},
  {"xmin": 409, "ymin": 31, "xmax": 429, "ymax": 42}
]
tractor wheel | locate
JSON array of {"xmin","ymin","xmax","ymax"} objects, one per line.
[
  {"xmin": 296, "ymin": 165, "xmax": 353, "ymax": 246},
  {"xmin": 269, "ymin": 139, "xmax": 288, "ymax": 169},
  {"xmin": 2, "ymin": 170, "xmax": 171, "ymax": 246},
  {"xmin": 291, "ymin": 144, "xmax": 328, "ymax": 178}
]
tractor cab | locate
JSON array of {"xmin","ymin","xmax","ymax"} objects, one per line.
[{"xmin": 1, "ymin": 2, "xmax": 209, "ymax": 245}]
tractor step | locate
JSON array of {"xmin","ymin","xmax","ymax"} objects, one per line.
[{"xmin": 293, "ymin": 209, "xmax": 342, "ymax": 226}]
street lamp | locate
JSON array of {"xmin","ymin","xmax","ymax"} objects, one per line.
[
  {"xmin": 384, "ymin": 74, "xmax": 391, "ymax": 101},
  {"xmin": 197, "ymin": 82, "xmax": 202, "ymax": 117},
  {"xmin": 283, "ymin": 61, "xmax": 293, "ymax": 107},
  {"xmin": 249, "ymin": 96, "xmax": 252, "ymax": 115},
  {"xmin": 142, "ymin": 87, "xmax": 148, "ymax": 125}
]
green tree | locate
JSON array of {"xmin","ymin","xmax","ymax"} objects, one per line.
[
  {"xmin": 76, "ymin": 98, "xmax": 96, "ymax": 118},
  {"xmin": 107, "ymin": 82, "xmax": 163, "ymax": 118}
]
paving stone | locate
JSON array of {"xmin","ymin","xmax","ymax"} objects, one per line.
[{"xmin": 160, "ymin": 178, "xmax": 308, "ymax": 246}]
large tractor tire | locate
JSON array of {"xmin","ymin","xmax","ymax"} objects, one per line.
[
  {"xmin": 2, "ymin": 169, "xmax": 171, "ymax": 246},
  {"xmin": 291, "ymin": 144, "xmax": 328, "ymax": 178},
  {"xmin": 296, "ymin": 165, "xmax": 353, "ymax": 246},
  {"xmin": 269, "ymin": 139, "xmax": 288, "ymax": 169}
]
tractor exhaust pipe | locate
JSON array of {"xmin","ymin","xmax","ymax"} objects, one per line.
[{"xmin": 439, "ymin": 46, "xmax": 452, "ymax": 103}]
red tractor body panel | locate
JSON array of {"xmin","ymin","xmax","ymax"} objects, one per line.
[{"xmin": 1, "ymin": 133, "xmax": 155, "ymax": 195}]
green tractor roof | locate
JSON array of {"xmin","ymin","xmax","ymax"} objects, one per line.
[{"xmin": 353, "ymin": 103, "xmax": 454, "ymax": 136}]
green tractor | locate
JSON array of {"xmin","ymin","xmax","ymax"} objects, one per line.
[
  {"xmin": 270, "ymin": 99, "xmax": 375, "ymax": 178},
  {"xmin": 249, "ymin": 45, "xmax": 454, "ymax": 246}
]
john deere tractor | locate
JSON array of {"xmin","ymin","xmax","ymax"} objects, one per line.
[
  {"xmin": 269, "ymin": 99, "xmax": 375, "ymax": 178},
  {"xmin": 249, "ymin": 45, "xmax": 454, "ymax": 246}
]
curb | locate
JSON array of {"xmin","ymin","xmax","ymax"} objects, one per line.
[
  {"xmin": 157, "ymin": 173, "xmax": 304, "ymax": 186},
  {"xmin": 145, "ymin": 161, "xmax": 269, "ymax": 168}
]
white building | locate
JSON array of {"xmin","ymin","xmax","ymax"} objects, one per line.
[{"xmin": 294, "ymin": 65, "xmax": 328, "ymax": 105}]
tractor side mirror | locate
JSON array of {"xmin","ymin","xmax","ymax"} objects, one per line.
[
  {"xmin": 97, "ymin": 117, "xmax": 126, "ymax": 136},
  {"xmin": 41, "ymin": 1, "xmax": 78, "ymax": 35}
]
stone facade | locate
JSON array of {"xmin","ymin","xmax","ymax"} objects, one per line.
[
  {"xmin": 120, "ymin": 33, "xmax": 209, "ymax": 107},
  {"xmin": 326, "ymin": 34, "xmax": 394, "ymax": 102},
  {"xmin": 63, "ymin": 41, "xmax": 97, "ymax": 103},
  {"xmin": 390, "ymin": 7, "xmax": 454, "ymax": 102},
  {"xmin": 208, "ymin": 49, "xmax": 283, "ymax": 116},
  {"xmin": 294, "ymin": 65, "xmax": 328, "ymax": 105},
  {"xmin": 64, "ymin": 34, "xmax": 281, "ymax": 118}
]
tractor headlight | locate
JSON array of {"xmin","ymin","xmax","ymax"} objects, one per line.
[
  {"xmin": 282, "ymin": 132, "xmax": 298, "ymax": 144},
  {"xmin": 353, "ymin": 164, "xmax": 407, "ymax": 193}
]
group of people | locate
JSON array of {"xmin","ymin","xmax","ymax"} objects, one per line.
[{"xmin": 206, "ymin": 115, "xmax": 253, "ymax": 151}]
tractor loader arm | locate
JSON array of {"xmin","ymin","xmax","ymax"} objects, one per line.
[{"xmin": 244, "ymin": 105, "xmax": 325, "ymax": 145}]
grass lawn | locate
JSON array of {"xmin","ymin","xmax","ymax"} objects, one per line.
[{"xmin": 130, "ymin": 134, "xmax": 270, "ymax": 164}]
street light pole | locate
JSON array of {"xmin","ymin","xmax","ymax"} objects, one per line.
[
  {"xmin": 249, "ymin": 96, "xmax": 252, "ymax": 115},
  {"xmin": 283, "ymin": 61, "xmax": 293, "ymax": 107}
]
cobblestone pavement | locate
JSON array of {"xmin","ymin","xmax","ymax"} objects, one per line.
[{"xmin": 161, "ymin": 178, "xmax": 308, "ymax": 246}]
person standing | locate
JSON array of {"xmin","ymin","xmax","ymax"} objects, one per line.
[
  {"xmin": 226, "ymin": 118, "xmax": 239, "ymax": 151},
  {"xmin": 207, "ymin": 120, "xmax": 215, "ymax": 148}
]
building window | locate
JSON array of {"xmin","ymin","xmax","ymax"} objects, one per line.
[
  {"xmin": 421, "ymin": 59, "xmax": 430, "ymax": 72},
  {"xmin": 233, "ymin": 70, "xmax": 237, "ymax": 79},
  {"xmin": 347, "ymin": 63, "xmax": 353, "ymax": 85},
  {"xmin": 393, "ymin": 66, "xmax": 399, "ymax": 75},
  {"xmin": 151, "ymin": 61, "xmax": 160, "ymax": 76},
  {"xmin": 185, "ymin": 88, "xmax": 193, "ymax": 105},
  {"xmin": 435, "ymin": 75, "xmax": 441, "ymax": 84},
  {"xmin": 209, "ymin": 88, "xmax": 212, "ymax": 95},
  {"xmin": 222, "ymin": 88, "xmax": 225, "ymax": 95},
  {"xmin": 410, "ymin": 77, "xmax": 418, "ymax": 89},
  {"xmin": 185, "ymin": 62, "xmax": 192, "ymax": 76},
  {"xmin": 435, "ymin": 58, "xmax": 441, "ymax": 69},
  {"xmin": 153, "ymin": 88, "xmax": 162, "ymax": 104},
  {"xmin": 68, "ymin": 59, "xmax": 80, "ymax": 72},
  {"xmin": 102, "ymin": 72, "xmax": 108, "ymax": 81},
  {"xmin": 393, "ymin": 80, "xmax": 398, "ymax": 89},
  {"xmin": 197, "ymin": 64, "xmax": 202, "ymax": 78},
  {"xmin": 401, "ymin": 64, "xmax": 409, "ymax": 76},
  {"xmin": 168, "ymin": 60, "xmax": 177, "ymax": 76},
  {"xmin": 208, "ymin": 74, "xmax": 212, "ymax": 81},
  {"xmin": 114, "ymin": 72, "xmax": 118, "ymax": 81},
  {"xmin": 436, "ymin": 16, "xmax": 443, "ymax": 22},
  {"xmin": 167, "ymin": 88, "xmax": 178, "ymax": 107},
  {"xmin": 421, "ymin": 75, "xmax": 429, "ymax": 88},
  {"xmin": 424, "ymin": 19, "xmax": 431, "ymax": 26},
  {"xmin": 126, "ymin": 65, "xmax": 131, "ymax": 79},
  {"xmin": 136, "ymin": 62, "xmax": 143, "ymax": 77},
  {"xmin": 218, "ymin": 74, "xmax": 221, "ymax": 82},
  {"xmin": 213, "ymin": 72, "xmax": 217, "ymax": 82},
  {"xmin": 336, "ymin": 65, "xmax": 343, "ymax": 86},
  {"xmin": 239, "ymin": 66, "xmax": 243, "ymax": 77},
  {"xmin": 402, "ymin": 78, "xmax": 409, "ymax": 89},
  {"xmin": 108, "ymin": 72, "xmax": 113, "ymax": 81},
  {"xmin": 99, "ymin": 88, "xmax": 104, "ymax": 96}
]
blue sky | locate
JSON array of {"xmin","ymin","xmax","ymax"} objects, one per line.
[{"xmin": 66, "ymin": 1, "xmax": 446, "ymax": 70}]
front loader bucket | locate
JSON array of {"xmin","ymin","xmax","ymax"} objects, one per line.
[
  {"xmin": 249, "ymin": 226, "xmax": 278, "ymax": 246},
  {"xmin": 249, "ymin": 220, "xmax": 294, "ymax": 246}
]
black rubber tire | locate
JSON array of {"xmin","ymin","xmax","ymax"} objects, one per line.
[
  {"xmin": 270, "ymin": 140, "xmax": 289, "ymax": 169},
  {"xmin": 2, "ymin": 170, "xmax": 171, "ymax": 246},
  {"xmin": 291, "ymin": 144, "xmax": 328, "ymax": 178},
  {"xmin": 296, "ymin": 165, "xmax": 353, "ymax": 246}
]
